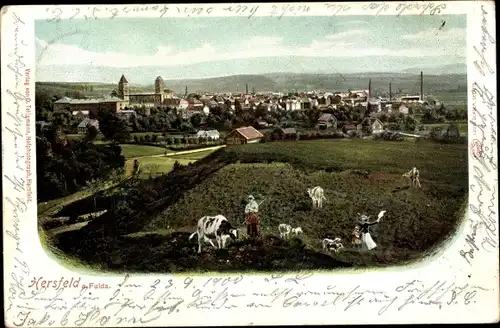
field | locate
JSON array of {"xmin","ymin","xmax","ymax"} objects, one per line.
[
  {"xmin": 43, "ymin": 139, "xmax": 468, "ymax": 273},
  {"xmin": 135, "ymin": 156, "xmax": 193, "ymax": 178},
  {"xmin": 120, "ymin": 144, "xmax": 165, "ymax": 158}
]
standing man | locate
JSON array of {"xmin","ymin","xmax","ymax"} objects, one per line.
[{"xmin": 245, "ymin": 195, "xmax": 261, "ymax": 238}]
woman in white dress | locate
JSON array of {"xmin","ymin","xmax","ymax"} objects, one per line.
[{"xmin": 359, "ymin": 215, "xmax": 380, "ymax": 250}]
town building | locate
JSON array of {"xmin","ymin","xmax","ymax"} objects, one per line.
[
  {"xmin": 77, "ymin": 118, "xmax": 100, "ymax": 134},
  {"xmin": 225, "ymin": 126, "xmax": 264, "ymax": 145},
  {"xmin": 316, "ymin": 113, "xmax": 338, "ymax": 130},
  {"xmin": 117, "ymin": 75, "xmax": 178, "ymax": 108}
]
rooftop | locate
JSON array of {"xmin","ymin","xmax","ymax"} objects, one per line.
[{"xmin": 234, "ymin": 126, "xmax": 264, "ymax": 140}]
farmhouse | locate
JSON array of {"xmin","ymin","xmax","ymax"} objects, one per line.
[
  {"xmin": 77, "ymin": 118, "xmax": 99, "ymax": 134},
  {"xmin": 225, "ymin": 126, "xmax": 264, "ymax": 145},
  {"xmin": 357, "ymin": 117, "xmax": 384, "ymax": 135},
  {"xmin": 316, "ymin": 113, "xmax": 338, "ymax": 130}
]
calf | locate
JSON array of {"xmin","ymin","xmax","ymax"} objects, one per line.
[
  {"xmin": 307, "ymin": 186, "xmax": 326, "ymax": 208},
  {"xmin": 292, "ymin": 227, "xmax": 303, "ymax": 235},
  {"xmin": 322, "ymin": 237, "xmax": 344, "ymax": 253},
  {"xmin": 278, "ymin": 223, "xmax": 292, "ymax": 239},
  {"xmin": 189, "ymin": 215, "xmax": 239, "ymax": 253}
]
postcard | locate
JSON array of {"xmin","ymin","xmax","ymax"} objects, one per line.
[{"xmin": 2, "ymin": 1, "xmax": 498, "ymax": 326}]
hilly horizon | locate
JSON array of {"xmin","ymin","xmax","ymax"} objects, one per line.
[
  {"xmin": 37, "ymin": 69, "xmax": 467, "ymax": 96},
  {"xmin": 36, "ymin": 56, "xmax": 466, "ymax": 85}
]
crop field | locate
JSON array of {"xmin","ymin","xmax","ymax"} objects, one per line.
[{"xmin": 45, "ymin": 139, "xmax": 468, "ymax": 272}]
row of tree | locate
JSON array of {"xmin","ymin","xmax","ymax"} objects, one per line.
[{"xmin": 37, "ymin": 124, "xmax": 126, "ymax": 201}]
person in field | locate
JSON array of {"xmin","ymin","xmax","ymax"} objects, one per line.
[
  {"xmin": 352, "ymin": 225, "xmax": 362, "ymax": 249},
  {"xmin": 358, "ymin": 210, "xmax": 386, "ymax": 251},
  {"xmin": 244, "ymin": 195, "xmax": 263, "ymax": 238}
]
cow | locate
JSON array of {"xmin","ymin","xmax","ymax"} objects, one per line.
[
  {"xmin": 292, "ymin": 227, "xmax": 303, "ymax": 235},
  {"xmin": 307, "ymin": 186, "xmax": 326, "ymax": 208},
  {"xmin": 402, "ymin": 167, "xmax": 421, "ymax": 188},
  {"xmin": 278, "ymin": 223, "xmax": 292, "ymax": 240},
  {"xmin": 323, "ymin": 237, "xmax": 344, "ymax": 253},
  {"xmin": 189, "ymin": 215, "xmax": 239, "ymax": 253}
]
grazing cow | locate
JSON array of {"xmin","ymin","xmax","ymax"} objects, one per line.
[
  {"xmin": 322, "ymin": 238, "xmax": 344, "ymax": 253},
  {"xmin": 278, "ymin": 223, "xmax": 292, "ymax": 240},
  {"xmin": 292, "ymin": 227, "xmax": 303, "ymax": 235},
  {"xmin": 307, "ymin": 186, "xmax": 326, "ymax": 208},
  {"xmin": 402, "ymin": 167, "xmax": 421, "ymax": 188},
  {"xmin": 189, "ymin": 215, "xmax": 239, "ymax": 253}
]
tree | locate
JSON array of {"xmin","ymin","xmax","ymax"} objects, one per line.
[
  {"xmin": 190, "ymin": 113, "xmax": 203, "ymax": 129},
  {"xmin": 85, "ymin": 125, "xmax": 99, "ymax": 142},
  {"xmin": 97, "ymin": 108, "xmax": 131, "ymax": 143},
  {"xmin": 235, "ymin": 99, "xmax": 243, "ymax": 116},
  {"xmin": 87, "ymin": 178, "xmax": 103, "ymax": 212}
]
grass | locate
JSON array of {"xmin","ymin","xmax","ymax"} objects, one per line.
[
  {"xmin": 138, "ymin": 139, "xmax": 467, "ymax": 267},
  {"xmin": 223, "ymin": 140, "xmax": 467, "ymax": 184},
  {"xmin": 136, "ymin": 156, "xmax": 193, "ymax": 178},
  {"xmin": 119, "ymin": 144, "xmax": 166, "ymax": 159},
  {"xmin": 42, "ymin": 139, "xmax": 468, "ymax": 272},
  {"xmin": 423, "ymin": 123, "xmax": 468, "ymax": 136}
]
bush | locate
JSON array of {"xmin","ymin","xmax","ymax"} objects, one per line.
[{"xmin": 373, "ymin": 131, "xmax": 404, "ymax": 141}]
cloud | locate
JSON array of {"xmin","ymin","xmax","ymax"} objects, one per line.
[
  {"xmin": 36, "ymin": 29, "xmax": 464, "ymax": 69},
  {"xmin": 334, "ymin": 20, "xmax": 369, "ymax": 27},
  {"xmin": 325, "ymin": 29, "xmax": 369, "ymax": 40},
  {"xmin": 401, "ymin": 27, "xmax": 465, "ymax": 42}
]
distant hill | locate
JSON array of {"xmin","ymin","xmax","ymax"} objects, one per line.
[
  {"xmin": 37, "ymin": 71, "xmax": 466, "ymax": 98},
  {"xmin": 401, "ymin": 63, "xmax": 467, "ymax": 75}
]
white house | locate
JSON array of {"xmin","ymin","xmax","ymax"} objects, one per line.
[
  {"xmin": 398, "ymin": 104, "xmax": 410, "ymax": 115},
  {"xmin": 196, "ymin": 129, "xmax": 220, "ymax": 140},
  {"xmin": 285, "ymin": 99, "xmax": 301, "ymax": 111},
  {"xmin": 177, "ymin": 99, "xmax": 189, "ymax": 110},
  {"xmin": 203, "ymin": 105, "xmax": 210, "ymax": 115}
]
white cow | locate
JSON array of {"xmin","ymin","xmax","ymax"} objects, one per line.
[
  {"xmin": 307, "ymin": 186, "xmax": 326, "ymax": 208},
  {"xmin": 292, "ymin": 227, "xmax": 303, "ymax": 235},
  {"xmin": 402, "ymin": 167, "xmax": 421, "ymax": 188},
  {"xmin": 189, "ymin": 215, "xmax": 239, "ymax": 253},
  {"xmin": 323, "ymin": 237, "xmax": 344, "ymax": 253},
  {"xmin": 278, "ymin": 223, "xmax": 292, "ymax": 240}
]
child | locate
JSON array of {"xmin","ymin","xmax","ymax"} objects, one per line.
[{"xmin": 352, "ymin": 225, "xmax": 361, "ymax": 248}]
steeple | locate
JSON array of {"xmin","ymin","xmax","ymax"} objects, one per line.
[
  {"xmin": 118, "ymin": 74, "xmax": 129, "ymax": 101},
  {"xmin": 155, "ymin": 76, "xmax": 165, "ymax": 94}
]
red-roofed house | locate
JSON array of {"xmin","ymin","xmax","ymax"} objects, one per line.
[
  {"xmin": 316, "ymin": 113, "xmax": 338, "ymax": 130},
  {"xmin": 225, "ymin": 126, "xmax": 264, "ymax": 145}
]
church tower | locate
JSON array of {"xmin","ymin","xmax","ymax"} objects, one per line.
[
  {"xmin": 118, "ymin": 74, "xmax": 129, "ymax": 101},
  {"xmin": 155, "ymin": 76, "xmax": 165, "ymax": 94}
]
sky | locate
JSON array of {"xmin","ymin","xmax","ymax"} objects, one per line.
[{"xmin": 35, "ymin": 15, "xmax": 466, "ymax": 83}]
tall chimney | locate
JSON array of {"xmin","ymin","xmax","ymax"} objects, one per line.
[
  {"xmin": 185, "ymin": 85, "xmax": 188, "ymax": 97},
  {"xmin": 368, "ymin": 79, "xmax": 372, "ymax": 99},
  {"xmin": 389, "ymin": 82, "xmax": 392, "ymax": 100},
  {"xmin": 367, "ymin": 79, "xmax": 372, "ymax": 112},
  {"xmin": 420, "ymin": 71, "xmax": 424, "ymax": 101},
  {"xmin": 246, "ymin": 84, "xmax": 249, "ymax": 95}
]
